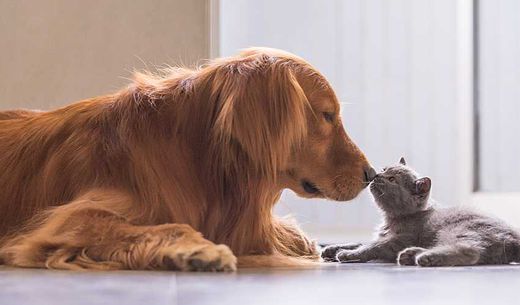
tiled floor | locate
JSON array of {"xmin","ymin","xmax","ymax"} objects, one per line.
[{"xmin": 1, "ymin": 263, "xmax": 519, "ymax": 305}]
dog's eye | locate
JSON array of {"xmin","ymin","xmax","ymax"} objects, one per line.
[
  {"xmin": 323, "ymin": 112, "xmax": 334, "ymax": 123},
  {"xmin": 388, "ymin": 177, "xmax": 396, "ymax": 182}
]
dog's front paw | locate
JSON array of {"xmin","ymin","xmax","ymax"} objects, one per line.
[
  {"xmin": 336, "ymin": 250, "xmax": 363, "ymax": 263},
  {"xmin": 160, "ymin": 244, "xmax": 237, "ymax": 272},
  {"xmin": 397, "ymin": 247, "xmax": 426, "ymax": 266}
]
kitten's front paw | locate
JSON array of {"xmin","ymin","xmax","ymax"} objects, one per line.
[
  {"xmin": 321, "ymin": 243, "xmax": 362, "ymax": 262},
  {"xmin": 398, "ymin": 247, "xmax": 426, "ymax": 266},
  {"xmin": 336, "ymin": 250, "xmax": 363, "ymax": 263},
  {"xmin": 321, "ymin": 246, "xmax": 341, "ymax": 262},
  {"xmin": 416, "ymin": 252, "xmax": 447, "ymax": 267}
]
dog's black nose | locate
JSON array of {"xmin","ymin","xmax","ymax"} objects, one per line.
[{"xmin": 364, "ymin": 166, "xmax": 377, "ymax": 183}]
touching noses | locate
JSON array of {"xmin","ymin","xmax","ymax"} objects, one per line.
[{"xmin": 363, "ymin": 166, "xmax": 377, "ymax": 184}]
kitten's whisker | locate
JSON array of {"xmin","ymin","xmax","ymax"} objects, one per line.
[{"xmin": 370, "ymin": 181, "xmax": 384, "ymax": 186}]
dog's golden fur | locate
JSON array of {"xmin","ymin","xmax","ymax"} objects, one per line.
[{"xmin": 0, "ymin": 48, "xmax": 370, "ymax": 271}]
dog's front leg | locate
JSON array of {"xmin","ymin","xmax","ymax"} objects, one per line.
[
  {"xmin": 0, "ymin": 189, "xmax": 237, "ymax": 271},
  {"xmin": 272, "ymin": 217, "xmax": 319, "ymax": 258}
]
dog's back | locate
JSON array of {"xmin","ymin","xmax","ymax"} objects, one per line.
[
  {"xmin": 0, "ymin": 102, "xmax": 116, "ymax": 237},
  {"xmin": 0, "ymin": 109, "xmax": 40, "ymax": 120}
]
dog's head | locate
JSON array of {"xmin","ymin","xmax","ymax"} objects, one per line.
[{"xmin": 208, "ymin": 47, "xmax": 373, "ymax": 201}]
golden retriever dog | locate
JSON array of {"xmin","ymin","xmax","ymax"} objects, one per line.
[{"xmin": 0, "ymin": 48, "xmax": 374, "ymax": 271}]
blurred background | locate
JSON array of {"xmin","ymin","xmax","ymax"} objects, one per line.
[{"xmin": 1, "ymin": 0, "xmax": 519, "ymax": 242}]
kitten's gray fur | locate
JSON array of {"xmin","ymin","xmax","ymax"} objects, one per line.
[{"xmin": 321, "ymin": 157, "xmax": 520, "ymax": 267}]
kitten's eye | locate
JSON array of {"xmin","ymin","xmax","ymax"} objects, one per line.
[
  {"xmin": 388, "ymin": 177, "xmax": 396, "ymax": 182},
  {"xmin": 382, "ymin": 167, "xmax": 388, "ymax": 172},
  {"xmin": 323, "ymin": 112, "xmax": 334, "ymax": 123}
]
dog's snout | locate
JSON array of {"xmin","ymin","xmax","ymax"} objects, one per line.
[{"xmin": 363, "ymin": 166, "xmax": 377, "ymax": 183}]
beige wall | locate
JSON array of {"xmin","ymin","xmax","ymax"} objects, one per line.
[{"xmin": 0, "ymin": 0, "xmax": 210, "ymax": 110}]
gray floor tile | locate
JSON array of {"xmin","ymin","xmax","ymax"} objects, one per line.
[{"xmin": 1, "ymin": 263, "xmax": 519, "ymax": 305}]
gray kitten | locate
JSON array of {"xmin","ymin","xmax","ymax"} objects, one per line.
[{"xmin": 321, "ymin": 157, "xmax": 520, "ymax": 267}]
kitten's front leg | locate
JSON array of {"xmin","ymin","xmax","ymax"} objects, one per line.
[
  {"xmin": 336, "ymin": 239, "xmax": 403, "ymax": 263},
  {"xmin": 416, "ymin": 245, "xmax": 480, "ymax": 267},
  {"xmin": 397, "ymin": 247, "xmax": 427, "ymax": 266},
  {"xmin": 321, "ymin": 243, "xmax": 363, "ymax": 262}
]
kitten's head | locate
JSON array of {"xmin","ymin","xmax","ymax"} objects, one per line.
[{"xmin": 369, "ymin": 157, "xmax": 431, "ymax": 217}]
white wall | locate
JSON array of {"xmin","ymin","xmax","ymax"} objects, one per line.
[
  {"xmin": 220, "ymin": 0, "xmax": 467, "ymax": 241},
  {"xmin": 479, "ymin": 0, "xmax": 520, "ymax": 192},
  {"xmin": 0, "ymin": 0, "xmax": 210, "ymax": 110}
]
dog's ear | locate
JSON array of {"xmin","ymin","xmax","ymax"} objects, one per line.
[{"xmin": 210, "ymin": 54, "xmax": 309, "ymax": 179}]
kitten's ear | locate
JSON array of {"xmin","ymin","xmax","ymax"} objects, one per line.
[
  {"xmin": 414, "ymin": 177, "xmax": 431, "ymax": 195},
  {"xmin": 399, "ymin": 157, "xmax": 407, "ymax": 165}
]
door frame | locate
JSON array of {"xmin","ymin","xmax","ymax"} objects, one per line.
[{"xmin": 458, "ymin": 0, "xmax": 520, "ymax": 224}]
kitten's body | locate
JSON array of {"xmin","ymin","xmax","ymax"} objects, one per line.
[{"xmin": 322, "ymin": 158, "xmax": 520, "ymax": 266}]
